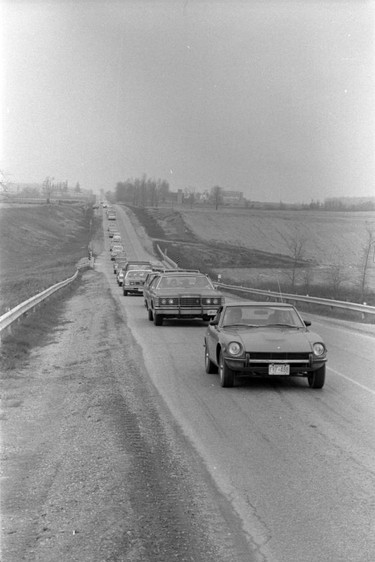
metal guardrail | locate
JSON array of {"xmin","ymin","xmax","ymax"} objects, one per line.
[
  {"xmin": 155, "ymin": 245, "xmax": 375, "ymax": 319},
  {"xmin": 0, "ymin": 256, "xmax": 94, "ymax": 336},
  {"xmin": 0, "ymin": 270, "xmax": 81, "ymax": 336},
  {"xmin": 156, "ymin": 245, "xmax": 178, "ymax": 269},
  {"xmin": 215, "ymin": 282, "xmax": 375, "ymax": 319}
]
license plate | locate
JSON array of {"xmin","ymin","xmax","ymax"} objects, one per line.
[
  {"xmin": 207, "ymin": 309, "xmax": 217, "ymax": 316},
  {"xmin": 269, "ymin": 364, "xmax": 290, "ymax": 375}
]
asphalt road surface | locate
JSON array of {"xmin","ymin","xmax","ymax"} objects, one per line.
[{"xmin": 105, "ymin": 205, "xmax": 375, "ymax": 562}]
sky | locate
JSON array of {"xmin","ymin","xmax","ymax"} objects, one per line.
[{"xmin": 2, "ymin": 0, "xmax": 375, "ymax": 202}]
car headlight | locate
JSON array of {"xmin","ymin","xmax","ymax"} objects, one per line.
[
  {"xmin": 313, "ymin": 343, "xmax": 326, "ymax": 357},
  {"xmin": 160, "ymin": 298, "xmax": 176, "ymax": 305},
  {"xmin": 205, "ymin": 298, "xmax": 211, "ymax": 304},
  {"xmin": 227, "ymin": 341, "xmax": 243, "ymax": 356}
]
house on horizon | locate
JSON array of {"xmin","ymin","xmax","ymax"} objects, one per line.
[{"xmin": 220, "ymin": 189, "xmax": 244, "ymax": 206}]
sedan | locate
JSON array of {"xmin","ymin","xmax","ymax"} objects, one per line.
[
  {"xmin": 123, "ymin": 269, "xmax": 152, "ymax": 296},
  {"xmin": 204, "ymin": 302, "xmax": 327, "ymax": 388}
]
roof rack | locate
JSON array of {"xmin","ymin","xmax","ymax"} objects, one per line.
[{"xmin": 161, "ymin": 269, "xmax": 201, "ymax": 274}]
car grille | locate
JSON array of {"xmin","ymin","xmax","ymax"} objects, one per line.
[
  {"xmin": 249, "ymin": 352, "xmax": 310, "ymax": 365},
  {"xmin": 180, "ymin": 296, "xmax": 201, "ymax": 307}
]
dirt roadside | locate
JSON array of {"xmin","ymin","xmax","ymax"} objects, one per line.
[{"xmin": 0, "ymin": 268, "xmax": 254, "ymax": 562}]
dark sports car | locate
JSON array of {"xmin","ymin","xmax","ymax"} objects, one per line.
[{"xmin": 204, "ymin": 302, "xmax": 327, "ymax": 388}]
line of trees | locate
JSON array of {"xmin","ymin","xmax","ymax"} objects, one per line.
[{"xmin": 115, "ymin": 175, "xmax": 170, "ymax": 207}]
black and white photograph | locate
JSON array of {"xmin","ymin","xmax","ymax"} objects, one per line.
[{"xmin": 1, "ymin": 1, "xmax": 375, "ymax": 561}]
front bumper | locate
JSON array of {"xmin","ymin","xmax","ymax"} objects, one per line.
[
  {"xmin": 124, "ymin": 285, "xmax": 144, "ymax": 294},
  {"xmin": 154, "ymin": 306, "xmax": 219, "ymax": 318},
  {"xmin": 224, "ymin": 354, "xmax": 327, "ymax": 375}
]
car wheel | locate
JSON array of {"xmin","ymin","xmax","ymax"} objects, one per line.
[
  {"xmin": 218, "ymin": 351, "xmax": 235, "ymax": 387},
  {"xmin": 308, "ymin": 365, "xmax": 326, "ymax": 389},
  {"xmin": 123, "ymin": 290, "xmax": 127, "ymax": 296},
  {"xmin": 148, "ymin": 308, "xmax": 154, "ymax": 321},
  {"xmin": 153, "ymin": 313, "xmax": 163, "ymax": 326},
  {"xmin": 205, "ymin": 343, "xmax": 218, "ymax": 374}
]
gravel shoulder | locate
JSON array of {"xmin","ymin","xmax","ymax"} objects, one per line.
[{"xmin": 1, "ymin": 268, "xmax": 253, "ymax": 562}]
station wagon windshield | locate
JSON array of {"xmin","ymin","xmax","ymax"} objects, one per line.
[{"xmin": 157, "ymin": 276, "xmax": 213, "ymax": 289}]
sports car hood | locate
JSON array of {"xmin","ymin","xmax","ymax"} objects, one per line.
[{"xmin": 227, "ymin": 327, "xmax": 321, "ymax": 353}]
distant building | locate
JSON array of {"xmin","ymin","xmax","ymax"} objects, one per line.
[{"xmin": 220, "ymin": 190, "xmax": 244, "ymax": 206}]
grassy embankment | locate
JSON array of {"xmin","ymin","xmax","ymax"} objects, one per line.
[
  {"xmin": 125, "ymin": 204, "xmax": 375, "ymax": 313},
  {"xmin": 0, "ymin": 203, "xmax": 103, "ymax": 370}
]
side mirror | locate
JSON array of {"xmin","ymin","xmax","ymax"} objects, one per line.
[
  {"xmin": 209, "ymin": 318, "xmax": 219, "ymax": 326},
  {"xmin": 304, "ymin": 319, "xmax": 311, "ymax": 327}
]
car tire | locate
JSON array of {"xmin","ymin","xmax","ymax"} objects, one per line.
[
  {"xmin": 218, "ymin": 351, "xmax": 235, "ymax": 387},
  {"xmin": 308, "ymin": 365, "xmax": 326, "ymax": 389},
  {"xmin": 148, "ymin": 308, "xmax": 154, "ymax": 321},
  {"xmin": 153, "ymin": 313, "xmax": 163, "ymax": 326},
  {"xmin": 205, "ymin": 344, "xmax": 218, "ymax": 374},
  {"xmin": 123, "ymin": 290, "xmax": 127, "ymax": 296}
]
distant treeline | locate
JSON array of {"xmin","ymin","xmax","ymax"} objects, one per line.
[
  {"xmin": 109, "ymin": 175, "xmax": 375, "ymax": 212},
  {"xmin": 114, "ymin": 176, "xmax": 170, "ymax": 206}
]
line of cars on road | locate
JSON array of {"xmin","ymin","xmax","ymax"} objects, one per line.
[{"xmin": 106, "ymin": 217, "xmax": 328, "ymax": 389}]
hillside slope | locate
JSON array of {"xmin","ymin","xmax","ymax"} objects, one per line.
[
  {"xmin": 179, "ymin": 207, "xmax": 375, "ymax": 269},
  {"xmin": 0, "ymin": 204, "xmax": 96, "ymax": 314}
]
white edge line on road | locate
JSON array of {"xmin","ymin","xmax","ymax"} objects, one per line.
[{"xmin": 328, "ymin": 367, "xmax": 375, "ymax": 396}]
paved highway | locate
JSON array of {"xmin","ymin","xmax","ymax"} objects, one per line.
[{"xmin": 102, "ymin": 205, "xmax": 375, "ymax": 562}]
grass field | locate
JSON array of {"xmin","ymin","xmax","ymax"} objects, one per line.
[
  {"xmin": 0, "ymin": 203, "xmax": 99, "ymax": 316},
  {"xmin": 126, "ymin": 205, "xmax": 375, "ymax": 303}
]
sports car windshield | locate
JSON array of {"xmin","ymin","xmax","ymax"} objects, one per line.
[{"xmin": 223, "ymin": 306, "xmax": 305, "ymax": 328}]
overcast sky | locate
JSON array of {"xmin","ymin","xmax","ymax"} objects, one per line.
[{"xmin": 2, "ymin": 0, "xmax": 375, "ymax": 202}]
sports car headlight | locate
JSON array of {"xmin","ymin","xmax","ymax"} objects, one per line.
[
  {"xmin": 313, "ymin": 343, "xmax": 326, "ymax": 357},
  {"xmin": 227, "ymin": 342, "xmax": 243, "ymax": 356}
]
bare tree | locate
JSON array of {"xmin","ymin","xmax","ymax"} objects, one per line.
[
  {"xmin": 328, "ymin": 262, "xmax": 348, "ymax": 300},
  {"xmin": 43, "ymin": 176, "xmax": 54, "ymax": 203},
  {"xmin": 359, "ymin": 224, "xmax": 375, "ymax": 302},
  {"xmin": 211, "ymin": 185, "xmax": 222, "ymax": 210},
  {"xmin": 282, "ymin": 230, "xmax": 308, "ymax": 291},
  {"xmin": 302, "ymin": 265, "xmax": 314, "ymax": 295}
]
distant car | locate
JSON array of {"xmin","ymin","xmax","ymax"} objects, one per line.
[
  {"xmin": 145, "ymin": 271, "xmax": 224, "ymax": 325},
  {"xmin": 123, "ymin": 269, "xmax": 152, "ymax": 296},
  {"xmin": 122, "ymin": 260, "xmax": 153, "ymax": 276},
  {"xmin": 204, "ymin": 302, "xmax": 327, "ymax": 388},
  {"xmin": 116, "ymin": 268, "xmax": 126, "ymax": 286},
  {"xmin": 113, "ymin": 255, "xmax": 128, "ymax": 274},
  {"xmin": 112, "ymin": 234, "xmax": 122, "ymax": 243},
  {"xmin": 110, "ymin": 244, "xmax": 124, "ymax": 259}
]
